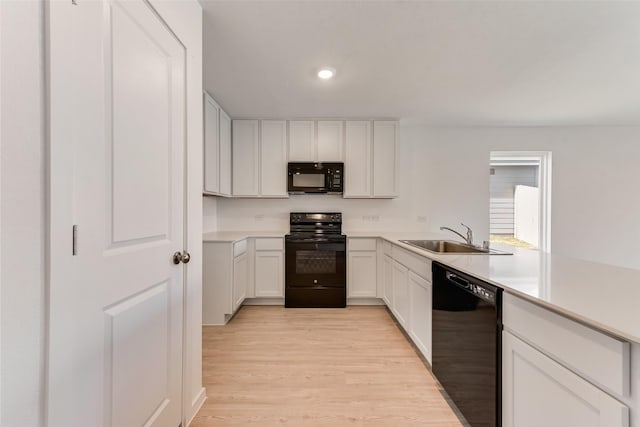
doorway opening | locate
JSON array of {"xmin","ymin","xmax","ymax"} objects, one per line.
[{"xmin": 489, "ymin": 151, "xmax": 552, "ymax": 252}]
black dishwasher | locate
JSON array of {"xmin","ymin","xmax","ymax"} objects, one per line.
[{"xmin": 432, "ymin": 262, "xmax": 502, "ymax": 427}]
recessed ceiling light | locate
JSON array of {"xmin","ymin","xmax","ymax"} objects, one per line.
[{"xmin": 318, "ymin": 67, "xmax": 335, "ymax": 80}]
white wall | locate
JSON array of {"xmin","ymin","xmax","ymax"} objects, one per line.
[
  {"xmin": 203, "ymin": 196, "xmax": 217, "ymax": 233},
  {"xmin": 217, "ymin": 124, "xmax": 640, "ymax": 270},
  {"xmin": 0, "ymin": 1, "xmax": 46, "ymax": 426}
]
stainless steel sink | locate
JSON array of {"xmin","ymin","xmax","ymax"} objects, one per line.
[{"xmin": 399, "ymin": 240, "xmax": 511, "ymax": 255}]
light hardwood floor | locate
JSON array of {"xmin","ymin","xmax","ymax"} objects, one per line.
[{"xmin": 191, "ymin": 306, "xmax": 466, "ymax": 427}]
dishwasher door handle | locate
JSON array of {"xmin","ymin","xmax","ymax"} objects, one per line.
[{"xmin": 445, "ymin": 271, "xmax": 471, "ymax": 290}]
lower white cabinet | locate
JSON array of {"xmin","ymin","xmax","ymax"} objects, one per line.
[
  {"xmin": 408, "ymin": 271, "xmax": 432, "ymax": 363},
  {"xmin": 254, "ymin": 238, "xmax": 284, "ymax": 298},
  {"xmin": 232, "ymin": 252, "xmax": 248, "ymax": 311},
  {"xmin": 382, "ymin": 254, "xmax": 393, "ymax": 307},
  {"xmin": 203, "ymin": 240, "xmax": 249, "ymax": 325},
  {"xmin": 502, "ymin": 331, "xmax": 629, "ymax": 427},
  {"xmin": 391, "ymin": 260, "xmax": 410, "ymax": 328},
  {"xmin": 347, "ymin": 238, "xmax": 378, "ymax": 298}
]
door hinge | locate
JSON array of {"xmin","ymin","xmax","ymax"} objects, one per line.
[{"xmin": 72, "ymin": 225, "xmax": 78, "ymax": 256}]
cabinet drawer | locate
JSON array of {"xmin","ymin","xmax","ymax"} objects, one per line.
[
  {"xmin": 348, "ymin": 238, "xmax": 377, "ymax": 251},
  {"xmin": 233, "ymin": 239, "xmax": 247, "ymax": 257},
  {"xmin": 255, "ymin": 237, "xmax": 283, "ymax": 251},
  {"xmin": 390, "ymin": 245, "xmax": 431, "ymax": 282},
  {"xmin": 503, "ymin": 293, "xmax": 630, "ymax": 397}
]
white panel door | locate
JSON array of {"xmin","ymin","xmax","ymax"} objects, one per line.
[
  {"xmin": 347, "ymin": 252, "xmax": 377, "ymax": 297},
  {"xmin": 219, "ymin": 109, "xmax": 232, "ymax": 196},
  {"xmin": 372, "ymin": 121, "xmax": 398, "ymax": 197},
  {"xmin": 344, "ymin": 121, "xmax": 371, "ymax": 197},
  {"xmin": 288, "ymin": 120, "xmax": 315, "ymax": 161},
  {"xmin": 232, "ymin": 120, "xmax": 259, "ymax": 196},
  {"xmin": 254, "ymin": 251, "xmax": 284, "ymax": 297},
  {"xmin": 48, "ymin": 1, "xmax": 185, "ymax": 426},
  {"xmin": 383, "ymin": 255, "xmax": 394, "ymax": 307},
  {"xmin": 260, "ymin": 120, "xmax": 288, "ymax": 197},
  {"xmin": 317, "ymin": 120, "xmax": 344, "ymax": 161},
  {"xmin": 408, "ymin": 271, "xmax": 432, "ymax": 363},
  {"xmin": 503, "ymin": 331, "xmax": 629, "ymax": 427}
]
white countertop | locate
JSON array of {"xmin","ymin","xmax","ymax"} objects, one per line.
[{"xmin": 203, "ymin": 230, "xmax": 640, "ymax": 343}]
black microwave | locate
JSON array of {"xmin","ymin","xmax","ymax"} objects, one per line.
[{"xmin": 287, "ymin": 162, "xmax": 343, "ymax": 194}]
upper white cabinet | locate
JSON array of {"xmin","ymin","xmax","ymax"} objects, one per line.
[
  {"xmin": 288, "ymin": 120, "xmax": 345, "ymax": 162},
  {"xmin": 317, "ymin": 121, "xmax": 344, "ymax": 161},
  {"xmin": 232, "ymin": 120, "xmax": 260, "ymax": 196},
  {"xmin": 203, "ymin": 92, "xmax": 232, "ymax": 196},
  {"xmin": 344, "ymin": 120, "xmax": 398, "ymax": 198},
  {"xmin": 344, "ymin": 121, "xmax": 372, "ymax": 197},
  {"xmin": 219, "ymin": 109, "xmax": 232, "ymax": 196},
  {"xmin": 288, "ymin": 121, "xmax": 315, "ymax": 161},
  {"xmin": 372, "ymin": 121, "xmax": 398, "ymax": 197},
  {"xmin": 232, "ymin": 120, "xmax": 288, "ymax": 198},
  {"xmin": 260, "ymin": 120, "xmax": 288, "ymax": 197}
]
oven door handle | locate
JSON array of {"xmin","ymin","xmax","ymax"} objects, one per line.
[{"xmin": 445, "ymin": 271, "xmax": 471, "ymax": 291}]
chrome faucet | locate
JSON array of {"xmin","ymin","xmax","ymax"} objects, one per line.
[{"xmin": 440, "ymin": 223, "xmax": 474, "ymax": 246}]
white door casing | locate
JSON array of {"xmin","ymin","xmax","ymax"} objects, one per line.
[{"xmin": 48, "ymin": 1, "xmax": 186, "ymax": 426}]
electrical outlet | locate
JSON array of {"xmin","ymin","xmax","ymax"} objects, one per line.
[
  {"xmin": 371, "ymin": 215, "xmax": 380, "ymax": 222},
  {"xmin": 417, "ymin": 216, "xmax": 427, "ymax": 223}
]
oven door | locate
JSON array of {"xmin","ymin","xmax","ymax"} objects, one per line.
[{"xmin": 285, "ymin": 239, "xmax": 346, "ymax": 288}]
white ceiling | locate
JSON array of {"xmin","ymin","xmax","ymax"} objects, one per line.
[{"xmin": 202, "ymin": 1, "xmax": 640, "ymax": 125}]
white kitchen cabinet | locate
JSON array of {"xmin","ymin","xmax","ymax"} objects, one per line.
[
  {"xmin": 344, "ymin": 120, "xmax": 398, "ymax": 198},
  {"xmin": 391, "ymin": 260, "xmax": 410, "ymax": 328},
  {"xmin": 233, "ymin": 120, "xmax": 288, "ymax": 198},
  {"xmin": 503, "ymin": 331, "xmax": 629, "ymax": 427},
  {"xmin": 408, "ymin": 271, "xmax": 432, "ymax": 363},
  {"xmin": 203, "ymin": 240, "xmax": 248, "ymax": 325},
  {"xmin": 344, "ymin": 121, "xmax": 371, "ymax": 197},
  {"xmin": 254, "ymin": 238, "xmax": 284, "ymax": 298},
  {"xmin": 317, "ymin": 120, "xmax": 344, "ymax": 161},
  {"xmin": 382, "ymin": 254, "xmax": 394, "ymax": 307},
  {"xmin": 203, "ymin": 92, "xmax": 232, "ymax": 196},
  {"xmin": 260, "ymin": 120, "xmax": 288, "ymax": 197},
  {"xmin": 347, "ymin": 238, "xmax": 377, "ymax": 298},
  {"xmin": 288, "ymin": 120, "xmax": 315, "ymax": 161},
  {"xmin": 203, "ymin": 93, "xmax": 220, "ymax": 194},
  {"xmin": 219, "ymin": 109, "xmax": 232, "ymax": 196},
  {"xmin": 232, "ymin": 120, "xmax": 259, "ymax": 196},
  {"xmin": 372, "ymin": 121, "xmax": 398, "ymax": 197}
]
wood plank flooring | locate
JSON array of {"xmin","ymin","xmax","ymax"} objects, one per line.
[{"xmin": 191, "ymin": 306, "xmax": 465, "ymax": 427}]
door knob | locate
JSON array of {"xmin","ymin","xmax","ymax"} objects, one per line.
[{"xmin": 173, "ymin": 251, "xmax": 191, "ymax": 264}]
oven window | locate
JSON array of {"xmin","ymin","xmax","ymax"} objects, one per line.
[
  {"xmin": 296, "ymin": 250, "xmax": 336, "ymax": 275},
  {"xmin": 292, "ymin": 173, "xmax": 324, "ymax": 188}
]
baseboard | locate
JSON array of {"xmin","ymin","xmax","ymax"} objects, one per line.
[
  {"xmin": 347, "ymin": 297, "xmax": 385, "ymax": 306},
  {"xmin": 242, "ymin": 297, "xmax": 285, "ymax": 306},
  {"xmin": 185, "ymin": 387, "xmax": 207, "ymax": 427}
]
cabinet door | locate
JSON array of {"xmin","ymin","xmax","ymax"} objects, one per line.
[
  {"xmin": 317, "ymin": 120, "xmax": 344, "ymax": 161},
  {"xmin": 503, "ymin": 331, "xmax": 629, "ymax": 427},
  {"xmin": 344, "ymin": 121, "xmax": 371, "ymax": 197},
  {"xmin": 260, "ymin": 120, "xmax": 288, "ymax": 197},
  {"xmin": 408, "ymin": 271, "xmax": 432, "ymax": 363},
  {"xmin": 232, "ymin": 120, "xmax": 259, "ymax": 196},
  {"xmin": 254, "ymin": 250, "xmax": 284, "ymax": 297},
  {"xmin": 391, "ymin": 260, "xmax": 409, "ymax": 329},
  {"xmin": 203, "ymin": 93, "xmax": 219, "ymax": 194},
  {"xmin": 232, "ymin": 252, "xmax": 248, "ymax": 311},
  {"xmin": 288, "ymin": 120, "xmax": 315, "ymax": 161},
  {"xmin": 372, "ymin": 121, "xmax": 398, "ymax": 197},
  {"xmin": 347, "ymin": 251, "xmax": 377, "ymax": 298},
  {"xmin": 383, "ymin": 255, "xmax": 393, "ymax": 307},
  {"xmin": 219, "ymin": 109, "xmax": 232, "ymax": 196}
]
